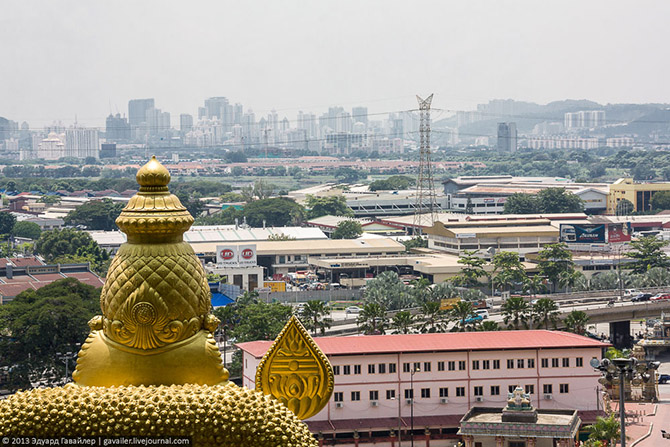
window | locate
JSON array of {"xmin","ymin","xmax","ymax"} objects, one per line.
[
  {"xmin": 354, "ymin": 365, "xmax": 361, "ymax": 374},
  {"xmin": 438, "ymin": 361, "xmax": 445, "ymax": 371},
  {"xmin": 421, "ymin": 388, "xmax": 431, "ymax": 398},
  {"xmin": 493, "ymin": 359, "xmax": 500, "ymax": 369},
  {"xmin": 525, "ymin": 384, "xmax": 535, "ymax": 395},
  {"xmin": 552, "ymin": 358, "xmax": 559, "ymax": 368},
  {"xmin": 562, "ymin": 358, "xmax": 570, "ymax": 368},
  {"xmin": 509, "ymin": 443, "xmax": 525, "ymax": 447},
  {"xmin": 404, "ymin": 389, "xmax": 414, "ymax": 399},
  {"xmin": 351, "ymin": 391, "xmax": 360, "ymax": 401},
  {"xmin": 508, "ymin": 385, "xmax": 517, "ymax": 393},
  {"xmin": 379, "ymin": 363, "xmax": 386, "ymax": 374},
  {"xmin": 386, "ymin": 389, "xmax": 396, "ymax": 400},
  {"xmin": 459, "ymin": 361, "xmax": 466, "ymax": 371},
  {"xmin": 456, "ymin": 387, "xmax": 465, "ymax": 397},
  {"xmin": 333, "ymin": 365, "xmax": 340, "ymax": 375},
  {"xmin": 541, "ymin": 358, "xmax": 548, "ymax": 368},
  {"xmin": 343, "ymin": 365, "xmax": 351, "ymax": 375},
  {"xmin": 517, "ymin": 359, "xmax": 525, "ymax": 369},
  {"xmin": 543, "ymin": 384, "xmax": 553, "ymax": 394},
  {"xmin": 448, "ymin": 361, "xmax": 456, "ymax": 371},
  {"xmin": 403, "ymin": 363, "xmax": 411, "ymax": 373},
  {"xmin": 423, "ymin": 362, "xmax": 431, "ymax": 372},
  {"xmin": 369, "ymin": 390, "xmax": 379, "ymax": 401},
  {"xmin": 368, "ymin": 364, "xmax": 375, "ymax": 374},
  {"xmin": 334, "ymin": 392, "xmax": 343, "ymax": 402},
  {"xmin": 414, "ymin": 362, "xmax": 421, "ymax": 372},
  {"xmin": 472, "ymin": 360, "xmax": 480, "ymax": 370},
  {"xmin": 560, "ymin": 384, "xmax": 569, "ymax": 394},
  {"xmin": 507, "ymin": 359, "xmax": 515, "ymax": 369},
  {"xmin": 439, "ymin": 387, "xmax": 449, "ymax": 397},
  {"xmin": 474, "ymin": 386, "xmax": 483, "ymax": 396},
  {"xmin": 483, "ymin": 360, "xmax": 490, "ymax": 370},
  {"xmin": 389, "ymin": 363, "xmax": 397, "ymax": 373},
  {"xmin": 527, "ymin": 358, "xmax": 535, "ymax": 368},
  {"xmin": 576, "ymin": 357, "xmax": 583, "ymax": 367},
  {"xmin": 490, "ymin": 386, "xmax": 500, "ymax": 396}
]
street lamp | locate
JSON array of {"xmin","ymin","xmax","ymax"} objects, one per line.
[
  {"xmin": 390, "ymin": 396, "xmax": 402, "ymax": 447},
  {"xmin": 410, "ymin": 366, "xmax": 419, "ymax": 447},
  {"xmin": 55, "ymin": 350, "xmax": 77, "ymax": 385}
]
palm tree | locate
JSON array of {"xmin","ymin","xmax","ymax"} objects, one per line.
[
  {"xmin": 418, "ymin": 301, "xmax": 447, "ymax": 333},
  {"xmin": 410, "ymin": 277, "xmax": 432, "ymax": 303},
  {"xmin": 300, "ymin": 300, "xmax": 333, "ymax": 335},
  {"xmin": 531, "ymin": 298, "xmax": 560, "ymax": 330},
  {"xmin": 479, "ymin": 320, "xmax": 500, "ymax": 331},
  {"xmin": 525, "ymin": 275, "xmax": 546, "ymax": 297},
  {"xmin": 501, "ymin": 296, "xmax": 530, "ymax": 330},
  {"xmin": 586, "ymin": 413, "xmax": 620, "ymax": 446},
  {"xmin": 429, "ymin": 282, "xmax": 458, "ymax": 301},
  {"xmin": 391, "ymin": 310, "xmax": 415, "ymax": 334},
  {"xmin": 564, "ymin": 310, "xmax": 590, "ymax": 335},
  {"xmin": 450, "ymin": 300, "xmax": 474, "ymax": 332},
  {"xmin": 357, "ymin": 302, "xmax": 388, "ymax": 335}
]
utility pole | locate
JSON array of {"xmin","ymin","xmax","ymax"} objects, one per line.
[{"xmin": 413, "ymin": 94, "xmax": 437, "ymax": 232}]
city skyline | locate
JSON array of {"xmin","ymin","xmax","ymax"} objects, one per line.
[{"xmin": 2, "ymin": 0, "xmax": 669, "ymax": 127}]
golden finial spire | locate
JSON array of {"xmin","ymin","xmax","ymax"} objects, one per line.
[{"xmin": 136, "ymin": 155, "xmax": 171, "ymax": 191}]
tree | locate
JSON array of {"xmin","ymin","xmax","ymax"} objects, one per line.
[
  {"xmin": 615, "ymin": 198, "xmax": 634, "ymax": 216},
  {"xmin": 299, "ymin": 300, "xmax": 333, "ymax": 335},
  {"xmin": 525, "ymin": 275, "xmax": 547, "ymax": 297},
  {"xmin": 390, "ymin": 311, "xmax": 415, "ymax": 334},
  {"xmin": 503, "ymin": 193, "xmax": 538, "ymax": 214},
  {"xmin": 357, "ymin": 302, "xmax": 388, "ymax": 335},
  {"xmin": 531, "ymin": 298, "xmax": 559, "ymax": 329},
  {"xmin": 212, "ymin": 304, "xmax": 238, "ymax": 367},
  {"xmin": 501, "ymin": 296, "xmax": 530, "ymax": 330},
  {"xmin": 491, "ymin": 251, "xmax": 526, "ymax": 292},
  {"xmin": 586, "ymin": 413, "xmax": 620, "ymax": 447},
  {"xmin": 627, "ymin": 235, "xmax": 670, "ymax": 273},
  {"xmin": 368, "ymin": 175, "xmax": 414, "ymax": 191},
  {"xmin": 64, "ymin": 199, "xmax": 125, "ymax": 231},
  {"xmin": 34, "ymin": 229, "xmax": 109, "ymax": 275},
  {"xmin": 0, "ymin": 212, "xmax": 16, "ymax": 237},
  {"xmin": 11, "ymin": 221, "xmax": 41, "ymax": 240},
  {"xmin": 176, "ymin": 192, "xmax": 204, "ymax": 218},
  {"xmin": 450, "ymin": 300, "xmax": 475, "ymax": 332},
  {"xmin": 39, "ymin": 195, "xmax": 61, "ymax": 205},
  {"xmin": 242, "ymin": 197, "xmax": 305, "ymax": 227},
  {"xmin": 331, "ymin": 220, "xmax": 363, "ymax": 239},
  {"xmin": 253, "ymin": 180, "xmax": 275, "ymax": 200},
  {"xmin": 452, "ymin": 250, "xmax": 488, "ymax": 288},
  {"xmin": 464, "ymin": 198, "xmax": 474, "ymax": 214},
  {"xmin": 364, "ymin": 271, "xmax": 413, "ymax": 310},
  {"xmin": 479, "ymin": 321, "xmax": 500, "ymax": 331},
  {"xmin": 536, "ymin": 188, "xmax": 584, "ymax": 213},
  {"xmin": 537, "ymin": 243, "xmax": 576, "ymax": 292},
  {"xmin": 0, "ymin": 278, "xmax": 100, "ymax": 389},
  {"xmin": 401, "ymin": 236, "xmax": 427, "ymax": 252},
  {"xmin": 564, "ymin": 310, "xmax": 590, "ymax": 335},
  {"xmin": 231, "ymin": 301, "xmax": 292, "ymax": 342},
  {"xmin": 305, "ymin": 195, "xmax": 352, "ymax": 219},
  {"xmin": 652, "ymin": 192, "xmax": 670, "ymax": 210},
  {"xmin": 418, "ymin": 300, "xmax": 447, "ymax": 333}
]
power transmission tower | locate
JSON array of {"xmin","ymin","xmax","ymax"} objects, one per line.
[{"xmin": 413, "ymin": 94, "xmax": 437, "ymax": 232}]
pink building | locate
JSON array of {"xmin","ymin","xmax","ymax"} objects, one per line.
[{"xmin": 237, "ymin": 330, "xmax": 609, "ymax": 447}]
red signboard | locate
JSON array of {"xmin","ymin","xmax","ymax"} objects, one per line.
[
  {"xmin": 241, "ymin": 248, "xmax": 254, "ymax": 259},
  {"xmin": 220, "ymin": 249, "xmax": 235, "ymax": 260},
  {"xmin": 608, "ymin": 223, "xmax": 632, "ymax": 243}
]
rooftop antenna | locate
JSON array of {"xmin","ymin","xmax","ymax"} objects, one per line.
[{"xmin": 413, "ymin": 94, "xmax": 436, "ymax": 232}]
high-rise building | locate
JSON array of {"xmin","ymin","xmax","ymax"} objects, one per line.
[
  {"xmin": 497, "ymin": 122, "xmax": 517, "ymax": 152},
  {"xmin": 145, "ymin": 108, "xmax": 171, "ymax": 139},
  {"xmin": 37, "ymin": 132, "xmax": 66, "ymax": 160},
  {"xmin": 105, "ymin": 113, "xmax": 131, "ymax": 141},
  {"xmin": 180, "ymin": 114, "xmax": 194, "ymax": 133},
  {"xmin": 128, "ymin": 99, "xmax": 155, "ymax": 127},
  {"xmin": 100, "ymin": 143, "xmax": 117, "ymax": 158},
  {"xmin": 564, "ymin": 110, "xmax": 606, "ymax": 129},
  {"xmin": 65, "ymin": 128, "xmax": 99, "ymax": 159},
  {"xmin": 351, "ymin": 107, "xmax": 368, "ymax": 126},
  {"xmin": 0, "ymin": 117, "xmax": 11, "ymax": 141}
]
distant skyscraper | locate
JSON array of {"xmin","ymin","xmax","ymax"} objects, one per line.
[
  {"xmin": 100, "ymin": 143, "xmax": 117, "ymax": 158},
  {"xmin": 564, "ymin": 110, "xmax": 606, "ymax": 129},
  {"xmin": 0, "ymin": 117, "xmax": 11, "ymax": 141},
  {"xmin": 352, "ymin": 107, "xmax": 368, "ymax": 126},
  {"xmin": 38, "ymin": 132, "xmax": 66, "ymax": 160},
  {"xmin": 128, "ymin": 99, "xmax": 155, "ymax": 127},
  {"xmin": 65, "ymin": 128, "xmax": 99, "ymax": 159},
  {"xmin": 497, "ymin": 122, "xmax": 517, "ymax": 152},
  {"xmin": 105, "ymin": 113, "xmax": 131, "ymax": 141},
  {"xmin": 180, "ymin": 114, "xmax": 194, "ymax": 133}
]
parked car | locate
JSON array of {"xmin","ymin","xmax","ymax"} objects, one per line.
[
  {"xmin": 659, "ymin": 374, "xmax": 670, "ymax": 384},
  {"xmin": 464, "ymin": 314, "xmax": 484, "ymax": 324},
  {"xmin": 631, "ymin": 293, "xmax": 653, "ymax": 302},
  {"xmin": 623, "ymin": 289, "xmax": 639, "ymax": 298},
  {"xmin": 650, "ymin": 293, "xmax": 670, "ymax": 301},
  {"xmin": 475, "ymin": 309, "xmax": 489, "ymax": 320},
  {"xmin": 345, "ymin": 306, "xmax": 362, "ymax": 314}
]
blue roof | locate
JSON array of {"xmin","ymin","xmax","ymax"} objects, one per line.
[{"xmin": 211, "ymin": 292, "xmax": 235, "ymax": 308}]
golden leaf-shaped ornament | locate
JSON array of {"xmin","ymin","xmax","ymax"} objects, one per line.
[{"xmin": 255, "ymin": 315, "xmax": 334, "ymax": 420}]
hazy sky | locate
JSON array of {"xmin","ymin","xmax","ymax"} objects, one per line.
[{"xmin": 2, "ymin": 0, "xmax": 669, "ymax": 128}]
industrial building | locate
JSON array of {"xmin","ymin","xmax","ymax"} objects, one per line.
[{"xmin": 607, "ymin": 178, "xmax": 670, "ymax": 214}]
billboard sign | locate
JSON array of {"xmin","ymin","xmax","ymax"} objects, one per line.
[
  {"xmin": 216, "ymin": 244, "xmax": 257, "ymax": 267},
  {"xmin": 559, "ymin": 224, "xmax": 606, "ymax": 244},
  {"xmin": 608, "ymin": 222, "xmax": 632, "ymax": 243}
]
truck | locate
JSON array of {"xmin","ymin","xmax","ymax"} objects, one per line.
[{"xmin": 440, "ymin": 298, "xmax": 461, "ymax": 311}]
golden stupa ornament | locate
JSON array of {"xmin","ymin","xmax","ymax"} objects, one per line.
[
  {"xmin": 0, "ymin": 157, "xmax": 321, "ymax": 446},
  {"xmin": 256, "ymin": 316, "xmax": 334, "ymax": 420}
]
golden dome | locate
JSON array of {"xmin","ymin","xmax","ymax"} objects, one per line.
[{"xmin": 136, "ymin": 155, "xmax": 171, "ymax": 191}]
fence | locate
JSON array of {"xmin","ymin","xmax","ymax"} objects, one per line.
[{"xmin": 258, "ymin": 289, "xmax": 363, "ymax": 304}]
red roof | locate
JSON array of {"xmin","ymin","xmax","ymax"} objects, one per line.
[
  {"xmin": 30, "ymin": 273, "xmax": 65, "ymax": 282},
  {"xmin": 63, "ymin": 272, "xmax": 104, "ymax": 287},
  {"xmin": 0, "ymin": 283, "xmax": 35, "ymax": 298},
  {"xmin": 237, "ymin": 330, "xmax": 608, "ymax": 358},
  {"xmin": 10, "ymin": 257, "xmax": 44, "ymax": 267}
]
